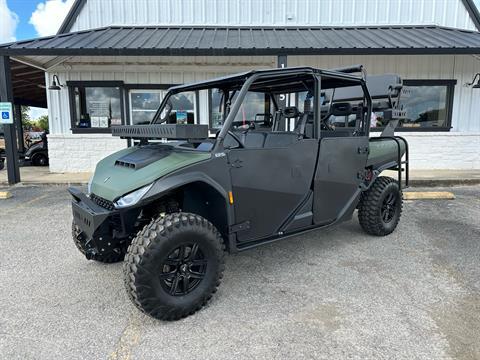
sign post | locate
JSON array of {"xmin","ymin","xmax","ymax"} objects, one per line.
[{"xmin": 0, "ymin": 56, "xmax": 20, "ymax": 184}]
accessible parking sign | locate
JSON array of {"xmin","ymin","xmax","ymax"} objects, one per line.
[{"xmin": 0, "ymin": 102, "xmax": 13, "ymax": 124}]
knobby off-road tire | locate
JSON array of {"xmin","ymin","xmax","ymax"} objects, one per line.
[
  {"xmin": 71, "ymin": 221, "xmax": 125, "ymax": 263},
  {"xmin": 358, "ymin": 176, "xmax": 403, "ymax": 236},
  {"xmin": 124, "ymin": 212, "xmax": 225, "ymax": 321}
]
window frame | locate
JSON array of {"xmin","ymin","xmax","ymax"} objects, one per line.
[
  {"xmin": 371, "ymin": 79, "xmax": 456, "ymax": 132},
  {"xmin": 207, "ymin": 88, "xmax": 277, "ymax": 130},
  {"xmin": 124, "ymin": 84, "xmax": 172, "ymax": 126},
  {"xmin": 67, "ymin": 80, "xmax": 126, "ymax": 134}
]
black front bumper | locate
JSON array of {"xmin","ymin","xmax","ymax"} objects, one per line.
[{"xmin": 69, "ymin": 187, "xmax": 111, "ymax": 238}]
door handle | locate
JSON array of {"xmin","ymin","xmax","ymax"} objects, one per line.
[
  {"xmin": 357, "ymin": 147, "xmax": 369, "ymax": 154},
  {"xmin": 231, "ymin": 159, "xmax": 243, "ymax": 168}
]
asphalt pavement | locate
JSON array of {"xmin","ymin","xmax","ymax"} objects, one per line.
[{"xmin": 0, "ymin": 185, "xmax": 479, "ymax": 360}]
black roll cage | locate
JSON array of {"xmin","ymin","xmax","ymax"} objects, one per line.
[{"xmin": 151, "ymin": 66, "xmax": 373, "ymax": 151}]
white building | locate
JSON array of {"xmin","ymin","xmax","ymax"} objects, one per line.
[{"xmin": 1, "ymin": 0, "xmax": 480, "ymax": 172}]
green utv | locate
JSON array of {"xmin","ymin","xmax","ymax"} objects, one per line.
[{"xmin": 70, "ymin": 66, "xmax": 409, "ymax": 320}]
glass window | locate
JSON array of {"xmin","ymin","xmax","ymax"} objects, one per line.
[
  {"xmin": 129, "ymin": 90, "xmax": 166, "ymax": 125},
  {"xmin": 400, "ymin": 85, "xmax": 448, "ymax": 129},
  {"xmin": 69, "ymin": 82, "xmax": 124, "ymax": 132},
  {"xmin": 209, "ymin": 90, "xmax": 272, "ymax": 130},
  {"xmin": 372, "ymin": 80, "xmax": 455, "ymax": 130},
  {"xmin": 158, "ymin": 91, "xmax": 197, "ymax": 124},
  {"xmin": 233, "ymin": 91, "xmax": 266, "ymax": 124}
]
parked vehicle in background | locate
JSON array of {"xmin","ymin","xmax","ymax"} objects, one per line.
[
  {"xmin": 0, "ymin": 129, "xmax": 49, "ymax": 170},
  {"xmin": 24, "ymin": 131, "xmax": 48, "ymax": 166},
  {"xmin": 69, "ymin": 66, "xmax": 409, "ymax": 321}
]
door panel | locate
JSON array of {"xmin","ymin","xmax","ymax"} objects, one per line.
[
  {"xmin": 313, "ymin": 136, "xmax": 369, "ymax": 224},
  {"xmin": 229, "ymin": 139, "xmax": 318, "ymax": 242}
]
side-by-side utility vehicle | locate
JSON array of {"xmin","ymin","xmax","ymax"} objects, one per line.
[{"xmin": 70, "ymin": 66, "xmax": 409, "ymax": 320}]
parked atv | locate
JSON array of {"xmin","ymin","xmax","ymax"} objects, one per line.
[
  {"xmin": 69, "ymin": 66, "xmax": 409, "ymax": 320},
  {"xmin": 24, "ymin": 131, "xmax": 49, "ymax": 166}
]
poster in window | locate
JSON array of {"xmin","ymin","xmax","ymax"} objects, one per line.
[
  {"xmin": 91, "ymin": 116, "xmax": 100, "ymax": 128},
  {"xmin": 98, "ymin": 116, "xmax": 109, "ymax": 128},
  {"xmin": 176, "ymin": 111, "xmax": 187, "ymax": 124},
  {"xmin": 89, "ymin": 101, "xmax": 110, "ymax": 117}
]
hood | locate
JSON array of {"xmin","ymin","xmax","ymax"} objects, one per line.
[{"xmin": 90, "ymin": 145, "xmax": 210, "ymax": 202}]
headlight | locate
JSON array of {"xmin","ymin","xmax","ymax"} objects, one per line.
[
  {"xmin": 87, "ymin": 175, "xmax": 94, "ymax": 195},
  {"xmin": 114, "ymin": 183, "xmax": 153, "ymax": 209}
]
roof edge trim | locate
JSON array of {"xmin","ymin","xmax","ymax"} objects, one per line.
[
  {"xmin": 461, "ymin": 0, "xmax": 480, "ymax": 31},
  {"xmin": 57, "ymin": 0, "xmax": 87, "ymax": 34}
]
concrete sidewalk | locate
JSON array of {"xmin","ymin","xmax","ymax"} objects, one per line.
[
  {"xmin": 0, "ymin": 166, "xmax": 91, "ymax": 186},
  {"xmin": 1, "ymin": 166, "xmax": 480, "ymax": 187}
]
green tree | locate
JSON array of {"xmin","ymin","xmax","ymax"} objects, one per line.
[
  {"xmin": 21, "ymin": 106, "xmax": 33, "ymax": 129},
  {"xmin": 36, "ymin": 115, "xmax": 49, "ymax": 131}
]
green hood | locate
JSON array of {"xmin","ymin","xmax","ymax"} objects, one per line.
[{"xmin": 90, "ymin": 147, "xmax": 210, "ymax": 202}]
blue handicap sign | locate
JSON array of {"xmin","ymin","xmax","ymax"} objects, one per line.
[{"xmin": 1, "ymin": 111, "xmax": 9, "ymax": 119}]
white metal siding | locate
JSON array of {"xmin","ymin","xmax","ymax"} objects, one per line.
[
  {"xmin": 70, "ymin": 0, "xmax": 477, "ymax": 32},
  {"xmin": 290, "ymin": 54, "xmax": 480, "ymax": 132},
  {"xmin": 46, "ymin": 55, "xmax": 275, "ymax": 135}
]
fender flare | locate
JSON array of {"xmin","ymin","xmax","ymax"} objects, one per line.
[{"xmin": 142, "ymin": 171, "xmax": 234, "ymax": 226}]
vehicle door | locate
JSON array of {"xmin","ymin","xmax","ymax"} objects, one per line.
[
  {"xmin": 313, "ymin": 82, "xmax": 370, "ymax": 224},
  {"xmin": 226, "ymin": 93, "xmax": 318, "ymax": 243}
]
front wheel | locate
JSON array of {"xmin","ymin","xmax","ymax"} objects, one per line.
[
  {"xmin": 358, "ymin": 176, "xmax": 403, "ymax": 236},
  {"xmin": 124, "ymin": 212, "xmax": 225, "ymax": 321}
]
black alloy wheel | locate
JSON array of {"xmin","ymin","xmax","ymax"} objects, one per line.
[
  {"xmin": 124, "ymin": 212, "xmax": 225, "ymax": 321},
  {"xmin": 381, "ymin": 192, "xmax": 397, "ymax": 223},
  {"xmin": 160, "ymin": 243, "xmax": 208, "ymax": 296},
  {"xmin": 358, "ymin": 176, "xmax": 403, "ymax": 236}
]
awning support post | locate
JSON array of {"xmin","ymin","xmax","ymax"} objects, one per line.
[
  {"xmin": 14, "ymin": 104, "xmax": 25, "ymax": 154},
  {"xmin": 0, "ymin": 56, "xmax": 21, "ymax": 184}
]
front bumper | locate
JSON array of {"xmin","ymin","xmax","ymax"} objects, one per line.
[{"xmin": 69, "ymin": 187, "xmax": 111, "ymax": 238}]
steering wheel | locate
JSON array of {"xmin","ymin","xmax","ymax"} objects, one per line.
[{"xmin": 215, "ymin": 129, "xmax": 244, "ymax": 148}]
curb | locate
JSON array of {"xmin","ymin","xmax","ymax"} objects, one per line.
[
  {"xmin": 407, "ymin": 179, "xmax": 480, "ymax": 187},
  {"xmin": 0, "ymin": 181, "xmax": 87, "ymax": 187},
  {"xmin": 0, "ymin": 191, "xmax": 12, "ymax": 199}
]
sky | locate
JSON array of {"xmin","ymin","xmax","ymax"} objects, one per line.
[{"xmin": 0, "ymin": 0, "xmax": 74, "ymax": 119}]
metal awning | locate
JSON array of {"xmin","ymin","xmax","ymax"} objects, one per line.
[
  {"xmin": 1, "ymin": 25, "xmax": 480, "ymax": 57},
  {"xmin": 10, "ymin": 60, "xmax": 46, "ymax": 108}
]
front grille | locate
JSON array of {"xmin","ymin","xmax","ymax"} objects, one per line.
[{"xmin": 90, "ymin": 193, "xmax": 115, "ymax": 211}]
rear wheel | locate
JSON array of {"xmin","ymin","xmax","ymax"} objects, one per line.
[
  {"xmin": 358, "ymin": 176, "xmax": 403, "ymax": 236},
  {"xmin": 124, "ymin": 212, "xmax": 225, "ymax": 320}
]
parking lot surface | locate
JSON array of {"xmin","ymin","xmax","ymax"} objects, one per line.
[{"xmin": 0, "ymin": 185, "xmax": 479, "ymax": 360}]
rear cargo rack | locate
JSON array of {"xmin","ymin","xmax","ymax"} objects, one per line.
[
  {"xmin": 111, "ymin": 124, "xmax": 209, "ymax": 140},
  {"xmin": 370, "ymin": 136, "xmax": 409, "ymax": 190}
]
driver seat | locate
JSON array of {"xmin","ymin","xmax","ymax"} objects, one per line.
[{"xmin": 273, "ymin": 106, "xmax": 300, "ymax": 131}]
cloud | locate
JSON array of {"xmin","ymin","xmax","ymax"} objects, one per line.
[
  {"xmin": 29, "ymin": 107, "xmax": 48, "ymax": 120},
  {"xmin": 0, "ymin": 0, "xmax": 19, "ymax": 43},
  {"xmin": 29, "ymin": 0, "xmax": 75, "ymax": 37}
]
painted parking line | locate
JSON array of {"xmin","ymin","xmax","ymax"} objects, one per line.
[
  {"xmin": 108, "ymin": 313, "xmax": 142, "ymax": 360},
  {"xmin": 403, "ymin": 191, "xmax": 455, "ymax": 200}
]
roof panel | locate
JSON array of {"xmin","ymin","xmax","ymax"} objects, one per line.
[{"xmin": 2, "ymin": 25, "xmax": 480, "ymax": 56}]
